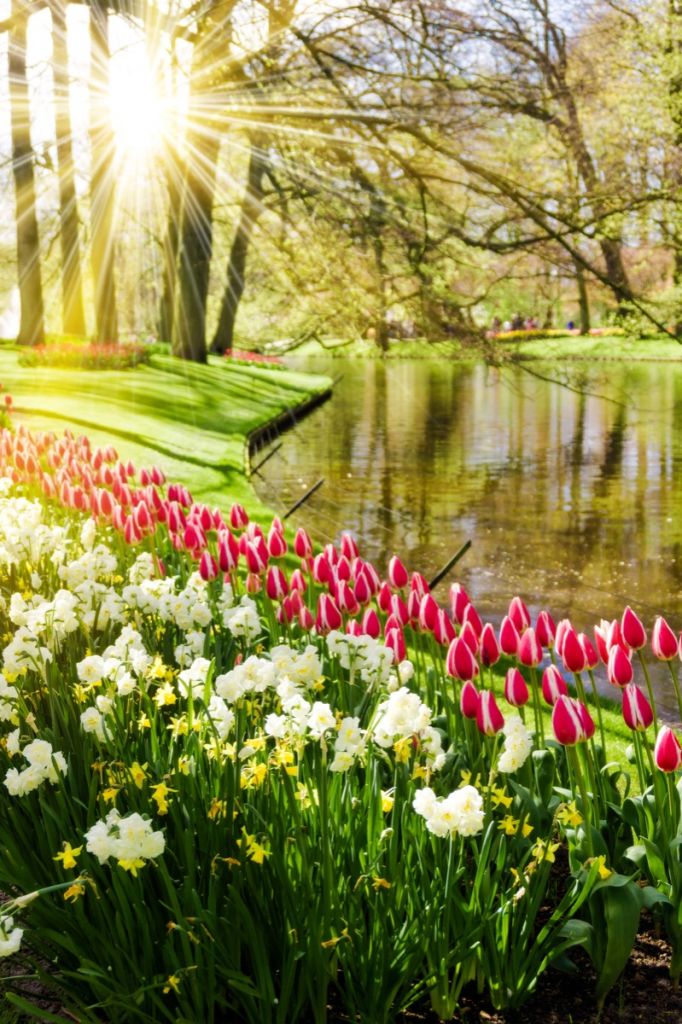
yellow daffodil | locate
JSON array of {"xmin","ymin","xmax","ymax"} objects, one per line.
[
  {"xmin": 371, "ymin": 876, "xmax": 391, "ymax": 890},
  {"xmin": 151, "ymin": 782, "xmax": 173, "ymax": 815},
  {"xmin": 63, "ymin": 882, "xmax": 86, "ymax": 903},
  {"xmin": 556, "ymin": 801, "xmax": 583, "ymax": 828},
  {"xmin": 117, "ymin": 857, "xmax": 146, "ymax": 876},
  {"xmin": 53, "ymin": 842, "xmax": 82, "ymax": 870},
  {"xmin": 130, "ymin": 762, "xmax": 147, "ymax": 789},
  {"xmin": 381, "ymin": 790, "xmax": 394, "ymax": 814}
]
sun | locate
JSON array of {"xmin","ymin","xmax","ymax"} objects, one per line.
[{"xmin": 109, "ymin": 67, "xmax": 168, "ymax": 158}]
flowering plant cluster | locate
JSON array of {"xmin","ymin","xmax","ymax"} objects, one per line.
[
  {"xmin": 222, "ymin": 348, "xmax": 283, "ymax": 366},
  {"xmin": 0, "ymin": 416, "xmax": 679, "ymax": 1020},
  {"xmin": 18, "ymin": 341, "xmax": 151, "ymax": 371}
]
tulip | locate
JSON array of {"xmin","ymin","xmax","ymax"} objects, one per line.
[
  {"xmin": 134, "ymin": 501, "xmax": 152, "ymax": 533},
  {"xmin": 289, "ymin": 589, "xmax": 303, "ymax": 614},
  {"xmin": 361, "ymin": 608, "xmax": 381, "ymax": 639},
  {"xmin": 245, "ymin": 573, "xmax": 262, "ymax": 594},
  {"xmin": 504, "ymin": 668, "xmax": 529, "ymax": 707},
  {"xmin": 184, "ymin": 523, "xmax": 205, "ymax": 552},
  {"xmin": 346, "ymin": 619, "xmax": 363, "ymax": 636},
  {"xmin": 312, "ymin": 553, "xmax": 333, "ymax": 585},
  {"xmin": 410, "ymin": 572, "xmax": 430, "ymax": 599},
  {"xmin": 433, "ymin": 609, "xmax": 456, "ymax": 646},
  {"xmin": 267, "ymin": 527, "xmax": 287, "ymax": 559},
  {"xmin": 508, "ymin": 596, "xmax": 530, "ymax": 633},
  {"xmin": 579, "ymin": 633, "xmax": 599, "ymax": 671},
  {"xmin": 388, "ymin": 555, "xmax": 409, "ymax": 589},
  {"xmin": 298, "ymin": 606, "xmax": 314, "ymax": 630},
  {"xmin": 535, "ymin": 610, "xmax": 556, "ymax": 648},
  {"xmin": 278, "ymin": 597, "xmax": 294, "ymax": 625},
  {"xmin": 480, "ymin": 623, "xmax": 500, "ymax": 667},
  {"xmin": 363, "ymin": 562, "xmax": 381, "ymax": 594},
  {"xmin": 542, "ymin": 664, "xmax": 568, "ymax": 705},
  {"xmin": 552, "ymin": 696, "xmax": 587, "ymax": 745},
  {"xmin": 446, "ymin": 637, "xmax": 479, "ymax": 681},
  {"xmin": 340, "ymin": 533, "xmax": 359, "ymax": 560},
  {"xmin": 245, "ymin": 540, "xmax": 268, "ymax": 575},
  {"xmin": 290, "ymin": 569, "xmax": 307, "ymax": 593},
  {"xmin": 377, "ymin": 582, "xmax": 392, "ymax": 614},
  {"xmin": 335, "ymin": 555, "xmax": 352, "ymax": 582},
  {"xmin": 652, "ymin": 616, "xmax": 678, "ymax": 660},
  {"xmin": 476, "ymin": 690, "xmax": 504, "ymax": 736},
  {"xmin": 123, "ymin": 515, "xmax": 142, "ymax": 546},
  {"xmin": 315, "ymin": 594, "xmax": 343, "ymax": 633},
  {"xmin": 389, "ymin": 594, "xmax": 409, "ymax": 626},
  {"xmin": 353, "ymin": 570, "xmax": 372, "ymax": 606},
  {"xmin": 578, "ymin": 701, "xmax": 596, "ymax": 741},
  {"xmin": 449, "ymin": 583, "xmax": 470, "ymax": 624},
  {"xmin": 385, "ymin": 626, "xmax": 406, "ymax": 663},
  {"xmin": 462, "ymin": 603, "xmax": 483, "ymax": 638},
  {"xmin": 324, "ymin": 543, "xmax": 339, "ymax": 567},
  {"xmin": 561, "ymin": 627, "xmax": 587, "ymax": 674},
  {"xmin": 294, "ymin": 527, "xmax": 313, "ymax": 560},
  {"xmin": 230, "ymin": 503, "xmax": 248, "ymax": 529},
  {"xmin": 499, "ymin": 615, "xmax": 520, "ymax": 656},
  {"xmin": 266, "ymin": 566, "xmax": 288, "ymax": 601},
  {"xmin": 607, "ymin": 645, "xmax": 633, "ymax": 687},
  {"xmin": 607, "ymin": 618, "xmax": 627, "ymax": 652},
  {"xmin": 518, "ymin": 627, "xmax": 542, "ymax": 667},
  {"xmin": 218, "ymin": 531, "xmax": 239, "ymax": 573},
  {"xmin": 622, "ymin": 606, "xmax": 647, "ymax": 650},
  {"xmin": 554, "ymin": 618, "xmax": 571, "ymax": 659},
  {"xmin": 337, "ymin": 580, "xmax": 359, "ymax": 615},
  {"xmin": 622, "ymin": 683, "xmax": 654, "ymax": 732},
  {"xmin": 418, "ymin": 593, "xmax": 439, "ymax": 632},
  {"xmin": 199, "ymin": 551, "xmax": 219, "ymax": 582},
  {"xmin": 384, "ymin": 613, "xmax": 403, "ymax": 635},
  {"xmin": 460, "ymin": 680, "xmax": 480, "ymax": 719},
  {"xmin": 654, "ymin": 726, "xmax": 682, "ymax": 772}
]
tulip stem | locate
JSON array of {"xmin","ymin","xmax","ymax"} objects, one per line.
[
  {"xmin": 587, "ymin": 668, "xmax": 607, "ymax": 755},
  {"xmin": 568, "ymin": 745, "xmax": 593, "ymax": 858},
  {"xmin": 529, "ymin": 667, "xmax": 544, "ymax": 746},
  {"xmin": 637, "ymin": 650, "xmax": 659, "ymax": 733},
  {"xmin": 632, "ymin": 732, "xmax": 647, "ymax": 793},
  {"xmin": 666, "ymin": 661, "xmax": 682, "ymax": 725}
]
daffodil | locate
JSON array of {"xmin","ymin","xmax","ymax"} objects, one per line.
[{"xmin": 53, "ymin": 842, "xmax": 82, "ymax": 870}]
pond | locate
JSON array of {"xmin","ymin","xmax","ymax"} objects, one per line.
[{"xmin": 253, "ymin": 356, "xmax": 682, "ymax": 716}]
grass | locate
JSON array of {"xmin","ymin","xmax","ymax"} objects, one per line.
[{"xmin": 0, "ymin": 347, "xmax": 331, "ymax": 515}]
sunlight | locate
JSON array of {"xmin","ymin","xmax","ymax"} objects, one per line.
[{"xmin": 109, "ymin": 63, "xmax": 168, "ymax": 158}]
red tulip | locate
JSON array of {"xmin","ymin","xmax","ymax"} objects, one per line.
[
  {"xmin": 607, "ymin": 618, "xmax": 627, "ymax": 652},
  {"xmin": 622, "ymin": 684, "xmax": 654, "ymax": 732},
  {"xmin": 184, "ymin": 523, "xmax": 205, "ymax": 552},
  {"xmin": 505, "ymin": 668, "xmax": 529, "ymax": 707},
  {"xmin": 388, "ymin": 555, "xmax": 409, "ymax": 589},
  {"xmin": 298, "ymin": 606, "xmax": 314, "ymax": 630},
  {"xmin": 290, "ymin": 569, "xmax": 307, "ymax": 593},
  {"xmin": 554, "ymin": 618, "xmax": 571, "ymax": 659},
  {"xmin": 410, "ymin": 572, "xmax": 430, "ymax": 599},
  {"xmin": 294, "ymin": 527, "xmax": 313, "ymax": 559},
  {"xmin": 654, "ymin": 726, "xmax": 682, "ymax": 772},
  {"xmin": 346, "ymin": 619, "xmax": 363, "ymax": 636},
  {"xmin": 406, "ymin": 590, "xmax": 421, "ymax": 624},
  {"xmin": 460, "ymin": 680, "xmax": 480, "ymax": 719},
  {"xmin": 462, "ymin": 603, "xmax": 483, "ymax": 638},
  {"xmin": 652, "ymin": 616, "xmax": 678, "ymax": 661},
  {"xmin": 433, "ymin": 609, "xmax": 456, "ymax": 646},
  {"xmin": 278, "ymin": 597, "xmax": 294, "ymax": 625},
  {"xmin": 353, "ymin": 569, "xmax": 371, "ymax": 605},
  {"xmin": 123, "ymin": 515, "xmax": 142, "ymax": 546},
  {"xmin": 289, "ymin": 589, "xmax": 303, "ymax": 614},
  {"xmin": 337, "ymin": 580, "xmax": 359, "ymax": 615},
  {"xmin": 385, "ymin": 626, "xmax": 406, "ymax": 663},
  {"xmin": 267, "ymin": 527, "xmax": 287, "ymax": 559},
  {"xmin": 312, "ymin": 553, "xmax": 333, "ymax": 585},
  {"xmin": 218, "ymin": 531, "xmax": 239, "ymax": 572},
  {"xmin": 622, "ymin": 606, "xmax": 647, "ymax": 650},
  {"xmin": 266, "ymin": 566, "xmax": 288, "ymax": 601},
  {"xmin": 518, "ymin": 627, "xmax": 542, "ymax": 667},
  {"xmin": 389, "ymin": 594, "xmax": 409, "ymax": 626},
  {"xmin": 315, "ymin": 594, "xmax": 342, "ymax": 633},
  {"xmin": 245, "ymin": 540, "xmax": 268, "ymax": 575},
  {"xmin": 476, "ymin": 690, "xmax": 504, "ymax": 736},
  {"xmin": 230, "ymin": 503, "xmax": 248, "ymax": 529},
  {"xmin": 335, "ymin": 555, "xmax": 352, "ymax": 582},
  {"xmin": 562, "ymin": 628, "xmax": 587, "ymax": 674},
  {"xmin": 446, "ymin": 637, "xmax": 479, "ymax": 681},
  {"xmin": 245, "ymin": 572, "xmax": 262, "ymax": 594},
  {"xmin": 384, "ymin": 613, "xmax": 402, "ymax": 635},
  {"xmin": 499, "ymin": 616, "xmax": 520, "ymax": 656},
  {"xmin": 480, "ymin": 623, "xmax": 500, "ymax": 667},
  {"xmin": 579, "ymin": 633, "xmax": 599, "ymax": 671},
  {"xmin": 542, "ymin": 664, "xmax": 568, "ymax": 706},
  {"xmin": 607, "ymin": 645, "xmax": 633, "ymax": 687},
  {"xmin": 449, "ymin": 583, "xmax": 470, "ymax": 624},
  {"xmin": 361, "ymin": 608, "xmax": 381, "ymax": 639},
  {"xmin": 459, "ymin": 621, "xmax": 479, "ymax": 655},
  {"xmin": 552, "ymin": 696, "xmax": 587, "ymax": 745},
  {"xmin": 535, "ymin": 610, "xmax": 556, "ymax": 649},
  {"xmin": 508, "ymin": 596, "xmax": 530, "ymax": 633},
  {"xmin": 199, "ymin": 551, "xmax": 219, "ymax": 582},
  {"xmin": 418, "ymin": 593, "xmax": 439, "ymax": 632},
  {"xmin": 340, "ymin": 533, "xmax": 359, "ymax": 560},
  {"xmin": 377, "ymin": 582, "xmax": 392, "ymax": 614}
]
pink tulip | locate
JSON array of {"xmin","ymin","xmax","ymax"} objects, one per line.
[
  {"xmin": 298, "ymin": 606, "xmax": 314, "ymax": 630},
  {"xmin": 562, "ymin": 627, "xmax": 587, "ymax": 674},
  {"xmin": 315, "ymin": 594, "xmax": 342, "ymax": 633},
  {"xmin": 199, "ymin": 551, "xmax": 219, "ymax": 582},
  {"xmin": 508, "ymin": 596, "xmax": 530, "ymax": 633},
  {"xmin": 622, "ymin": 684, "xmax": 654, "ymax": 732},
  {"xmin": 477, "ymin": 690, "xmax": 504, "ymax": 736},
  {"xmin": 230, "ymin": 503, "xmax": 248, "ymax": 529},
  {"xmin": 266, "ymin": 566, "xmax": 288, "ymax": 601},
  {"xmin": 535, "ymin": 610, "xmax": 556, "ymax": 649},
  {"xmin": 554, "ymin": 618, "xmax": 572, "ymax": 659},
  {"xmin": 433, "ymin": 609, "xmax": 456, "ymax": 646},
  {"xmin": 499, "ymin": 615, "xmax": 520, "ymax": 656},
  {"xmin": 552, "ymin": 696, "xmax": 587, "ymax": 746},
  {"xmin": 245, "ymin": 540, "xmax": 268, "ymax": 575},
  {"xmin": 518, "ymin": 627, "xmax": 542, "ymax": 667},
  {"xmin": 267, "ymin": 527, "xmax": 287, "ymax": 559},
  {"xmin": 294, "ymin": 527, "xmax": 313, "ymax": 559},
  {"xmin": 446, "ymin": 637, "xmax": 479, "ymax": 681},
  {"xmin": 353, "ymin": 569, "xmax": 371, "ymax": 605},
  {"xmin": 410, "ymin": 572, "xmax": 430, "ymax": 599},
  {"xmin": 542, "ymin": 664, "xmax": 568, "ymax": 706},
  {"xmin": 389, "ymin": 594, "xmax": 409, "ymax": 626},
  {"xmin": 607, "ymin": 645, "xmax": 633, "ymax": 688},
  {"xmin": 361, "ymin": 608, "xmax": 381, "ymax": 639},
  {"xmin": 579, "ymin": 633, "xmax": 599, "ymax": 671},
  {"xmin": 460, "ymin": 680, "xmax": 480, "ymax": 720},
  {"xmin": 654, "ymin": 726, "xmax": 682, "ymax": 772},
  {"xmin": 621, "ymin": 606, "xmax": 647, "ymax": 650},
  {"xmin": 462, "ymin": 603, "xmax": 483, "ymax": 638},
  {"xmin": 652, "ymin": 616, "xmax": 678, "ymax": 660},
  {"xmin": 218, "ymin": 531, "xmax": 239, "ymax": 572},
  {"xmin": 123, "ymin": 515, "xmax": 142, "ymax": 546},
  {"xmin": 377, "ymin": 582, "xmax": 392, "ymax": 614},
  {"xmin": 312, "ymin": 553, "xmax": 333, "ymax": 585},
  {"xmin": 245, "ymin": 572, "xmax": 262, "ymax": 594},
  {"xmin": 480, "ymin": 623, "xmax": 500, "ymax": 667},
  {"xmin": 406, "ymin": 590, "xmax": 421, "ymax": 624},
  {"xmin": 607, "ymin": 618, "xmax": 627, "ymax": 652},
  {"xmin": 388, "ymin": 555, "xmax": 409, "ymax": 589},
  {"xmin": 290, "ymin": 569, "xmax": 307, "ymax": 593},
  {"xmin": 337, "ymin": 581, "xmax": 359, "ymax": 615},
  {"xmin": 335, "ymin": 556, "xmax": 352, "ymax": 582},
  {"xmin": 340, "ymin": 533, "xmax": 359, "ymax": 560},
  {"xmin": 449, "ymin": 583, "xmax": 470, "ymax": 624},
  {"xmin": 504, "ymin": 668, "xmax": 529, "ymax": 707},
  {"xmin": 459, "ymin": 621, "xmax": 479, "ymax": 655},
  {"xmin": 418, "ymin": 593, "xmax": 439, "ymax": 632},
  {"xmin": 385, "ymin": 627, "xmax": 406, "ymax": 663}
]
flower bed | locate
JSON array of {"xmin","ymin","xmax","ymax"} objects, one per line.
[
  {"xmin": 223, "ymin": 348, "xmax": 283, "ymax": 366},
  {"xmin": 18, "ymin": 342, "xmax": 151, "ymax": 371},
  {"xmin": 0, "ymin": 412, "xmax": 679, "ymax": 1021}
]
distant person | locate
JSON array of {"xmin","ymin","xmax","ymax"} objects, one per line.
[
  {"xmin": 511, "ymin": 313, "xmax": 524, "ymax": 330},
  {"xmin": 566, "ymin": 320, "xmax": 575, "ymax": 330}
]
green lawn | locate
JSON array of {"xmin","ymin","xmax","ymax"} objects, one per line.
[{"xmin": 0, "ymin": 348, "xmax": 331, "ymax": 515}]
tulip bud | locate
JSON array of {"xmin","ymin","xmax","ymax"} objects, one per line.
[
  {"xmin": 316, "ymin": 594, "xmax": 342, "ymax": 633},
  {"xmin": 554, "ymin": 618, "xmax": 571, "ymax": 659},
  {"xmin": 607, "ymin": 619, "xmax": 627, "ymax": 652},
  {"xmin": 278, "ymin": 597, "xmax": 294, "ymax": 625},
  {"xmin": 418, "ymin": 593, "xmax": 439, "ymax": 632},
  {"xmin": 535, "ymin": 610, "xmax": 556, "ymax": 649},
  {"xmin": 346, "ymin": 619, "xmax": 363, "ymax": 636},
  {"xmin": 462, "ymin": 603, "xmax": 483, "ymax": 638},
  {"xmin": 433, "ymin": 609, "xmax": 456, "ymax": 646},
  {"xmin": 542, "ymin": 664, "xmax": 568, "ymax": 706},
  {"xmin": 593, "ymin": 620, "xmax": 610, "ymax": 664},
  {"xmin": 652, "ymin": 616, "xmax": 678, "ymax": 661},
  {"xmin": 184, "ymin": 523, "xmax": 205, "ymax": 552},
  {"xmin": 218, "ymin": 531, "xmax": 239, "ymax": 573},
  {"xmin": 622, "ymin": 683, "xmax": 654, "ymax": 732},
  {"xmin": 312, "ymin": 553, "xmax": 333, "ymax": 585},
  {"xmin": 607, "ymin": 645, "xmax": 633, "ymax": 688},
  {"xmin": 518, "ymin": 627, "xmax": 542, "ymax": 667},
  {"xmin": 410, "ymin": 572, "xmax": 429, "ymax": 599},
  {"xmin": 621, "ymin": 605, "xmax": 647, "ymax": 650},
  {"xmin": 654, "ymin": 726, "xmax": 682, "ymax": 772},
  {"xmin": 266, "ymin": 566, "xmax": 288, "ymax": 601},
  {"xmin": 290, "ymin": 568, "xmax": 307, "ymax": 593},
  {"xmin": 479, "ymin": 623, "xmax": 500, "ymax": 667},
  {"xmin": 499, "ymin": 615, "xmax": 520, "ymax": 656},
  {"xmin": 446, "ymin": 637, "xmax": 479, "ymax": 681},
  {"xmin": 361, "ymin": 608, "xmax": 381, "ymax": 639},
  {"xmin": 298, "ymin": 606, "xmax": 314, "ymax": 630},
  {"xmin": 377, "ymin": 582, "xmax": 392, "ymax": 614},
  {"xmin": 477, "ymin": 690, "xmax": 504, "ymax": 736},
  {"xmin": 384, "ymin": 613, "xmax": 402, "ymax": 635},
  {"xmin": 508, "ymin": 596, "xmax": 530, "ymax": 633},
  {"xmin": 199, "ymin": 551, "xmax": 218, "ymax": 581},
  {"xmin": 245, "ymin": 572, "xmax": 261, "ymax": 594},
  {"xmin": 340, "ymin": 533, "xmax": 359, "ymax": 560},
  {"xmin": 230, "ymin": 503, "xmax": 249, "ymax": 529},
  {"xmin": 449, "ymin": 583, "xmax": 470, "ymax": 625},
  {"xmin": 579, "ymin": 633, "xmax": 599, "ymax": 671},
  {"xmin": 245, "ymin": 540, "xmax": 268, "ymax": 575},
  {"xmin": 460, "ymin": 680, "xmax": 480, "ymax": 719},
  {"xmin": 294, "ymin": 527, "xmax": 313, "ymax": 559},
  {"xmin": 504, "ymin": 668, "xmax": 529, "ymax": 707},
  {"xmin": 289, "ymin": 589, "xmax": 303, "ymax": 614},
  {"xmin": 388, "ymin": 555, "xmax": 409, "ymax": 589},
  {"xmin": 552, "ymin": 696, "xmax": 587, "ymax": 745},
  {"xmin": 459, "ymin": 621, "xmax": 479, "ymax": 655},
  {"xmin": 335, "ymin": 555, "xmax": 352, "ymax": 582},
  {"xmin": 562, "ymin": 627, "xmax": 587, "ymax": 674},
  {"xmin": 267, "ymin": 527, "xmax": 287, "ymax": 559},
  {"xmin": 385, "ymin": 626, "xmax": 406, "ymax": 662},
  {"xmin": 354, "ymin": 570, "xmax": 371, "ymax": 605},
  {"xmin": 337, "ymin": 580, "xmax": 359, "ymax": 615},
  {"xmin": 123, "ymin": 515, "xmax": 142, "ymax": 546},
  {"xmin": 389, "ymin": 594, "xmax": 409, "ymax": 626}
]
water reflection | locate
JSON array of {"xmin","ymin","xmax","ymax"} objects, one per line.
[{"xmin": 254, "ymin": 358, "xmax": 682, "ymax": 715}]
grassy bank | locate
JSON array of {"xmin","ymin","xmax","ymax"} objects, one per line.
[
  {"xmin": 279, "ymin": 333, "xmax": 682, "ymax": 362},
  {"xmin": 0, "ymin": 348, "xmax": 331, "ymax": 514}
]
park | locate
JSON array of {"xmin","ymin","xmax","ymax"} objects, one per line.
[{"xmin": 1, "ymin": 1, "xmax": 682, "ymax": 1022}]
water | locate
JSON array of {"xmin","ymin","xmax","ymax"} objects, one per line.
[{"xmin": 253, "ymin": 357, "xmax": 682, "ymax": 715}]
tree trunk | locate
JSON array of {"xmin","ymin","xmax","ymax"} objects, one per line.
[
  {"xmin": 51, "ymin": 0, "xmax": 86, "ymax": 337},
  {"xmin": 575, "ymin": 257, "xmax": 590, "ymax": 335},
  {"xmin": 210, "ymin": 139, "xmax": 268, "ymax": 354},
  {"xmin": 89, "ymin": 0, "xmax": 118, "ymax": 343},
  {"xmin": 8, "ymin": 8, "xmax": 45, "ymax": 346},
  {"xmin": 157, "ymin": 160, "xmax": 182, "ymax": 344}
]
